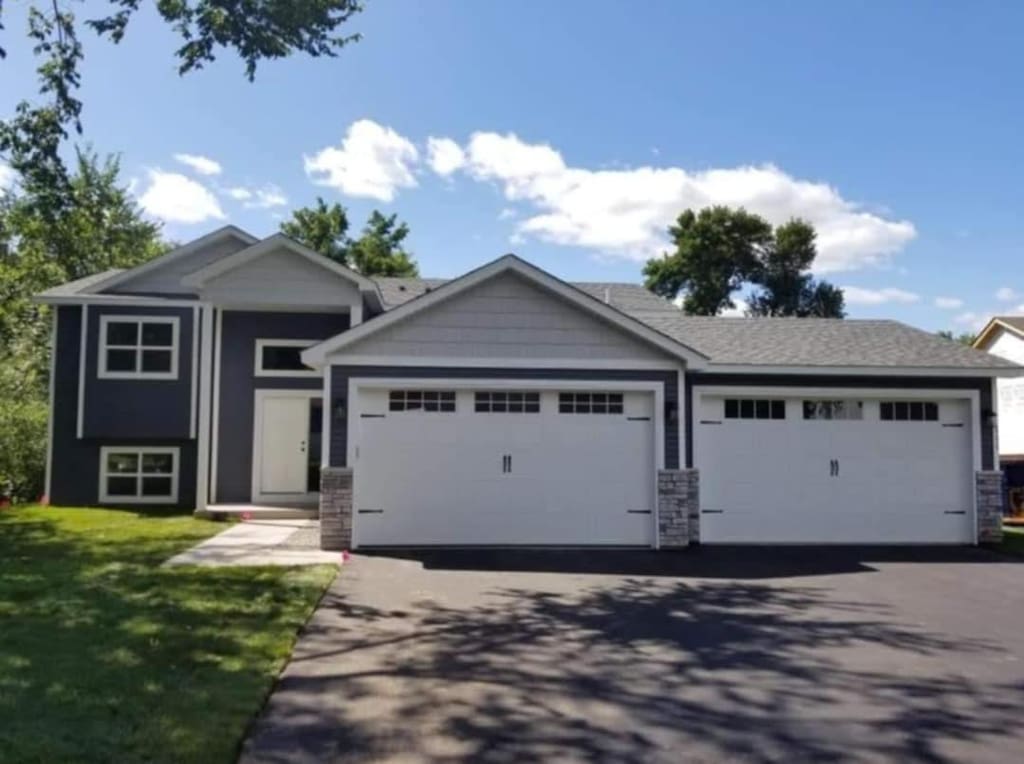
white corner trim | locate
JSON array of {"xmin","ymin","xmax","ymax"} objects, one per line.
[
  {"xmin": 210, "ymin": 308, "xmax": 223, "ymax": 504},
  {"xmin": 302, "ymin": 255, "xmax": 710, "ymax": 368},
  {"xmin": 253, "ymin": 338, "xmax": 320, "ymax": 378},
  {"xmin": 321, "ymin": 368, "xmax": 332, "ymax": 469},
  {"xmin": 350, "ymin": 302, "xmax": 363, "ymax": 327},
  {"xmin": 98, "ymin": 446, "xmax": 180, "ymax": 504},
  {"xmin": 76, "ymin": 304, "xmax": 88, "ymax": 439},
  {"xmin": 195, "ymin": 304, "xmax": 214, "ymax": 512},
  {"xmin": 44, "ymin": 309, "xmax": 58, "ymax": 500},
  {"xmin": 97, "ymin": 315, "xmax": 181, "ymax": 381},
  {"xmin": 190, "ymin": 306, "xmax": 199, "ymax": 439}
]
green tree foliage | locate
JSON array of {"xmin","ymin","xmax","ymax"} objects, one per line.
[
  {"xmin": 0, "ymin": 148, "xmax": 165, "ymax": 500},
  {"xmin": 937, "ymin": 330, "xmax": 978, "ymax": 346},
  {"xmin": 0, "ymin": 1, "xmax": 364, "ymax": 210},
  {"xmin": 281, "ymin": 200, "xmax": 419, "ymax": 276},
  {"xmin": 644, "ymin": 206, "xmax": 845, "ymax": 318}
]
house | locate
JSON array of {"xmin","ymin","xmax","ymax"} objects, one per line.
[
  {"xmin": 37, "ymin": 225, "xmax": 1023, "ymax": 548},
  {"xmin": 973, "ymin": 317, "xmax": 1024, "ymax": 516}
]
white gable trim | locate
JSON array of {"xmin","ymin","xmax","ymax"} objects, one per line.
[
  {"xmin": 974, "ymin": 318, "xmax": 1024, "ymax": 350},
  {"xmin": 82, "ymin": 226, "xmax": 259, "ymax": 294},
  {"xmin": 181, "ymin": 233, "xmax": 379, "ymax": 295},
  {"xmin": 302, "ymin": 255, "xmax": 710, "ymax": 368}
]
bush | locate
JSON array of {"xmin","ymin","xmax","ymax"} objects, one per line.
[{"xmin": 0, "ymin": 388, "xmax": 47, "ymax": 504}]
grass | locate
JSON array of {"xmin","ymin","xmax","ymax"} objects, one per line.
[
  {"xmin": 1000, "ymin": 525, "xmax": 1024, "ymax": 557},
  {"xmin": 0, "ymin": 505, "xmax": 336, "ymax": 763}
]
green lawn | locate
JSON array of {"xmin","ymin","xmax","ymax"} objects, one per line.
[
  {"xmin": 0, "ymin": 506, "xmax": 336, "ymax": 763},
  {"xmin": 1001, "ymin": 525, "xmax": 1024, "ymax": 556}
]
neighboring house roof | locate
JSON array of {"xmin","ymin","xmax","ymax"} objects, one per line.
[
  {"xmin": 304, "ymin": 254, "xmax": 712, "ymax": 368},
  {"xmin": 974, "ymin": 316, "xmax": 1024, "ymax": 349}
]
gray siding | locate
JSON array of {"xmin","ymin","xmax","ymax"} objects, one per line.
[
  {"xmin": 342, "ymin": 272, "xmax": 670, "ymax": 361},
  {"xmin": 214, "ymin": 310, "xmax": 350, "ymax": 502},
  {"xmin": 110, "ymin": 235, "xmax": 250, "ymax": 295},
  {"xmin": 328, "ymin": 366, "xmax": 679, "ymax": 469},
  {"xmin": 199, "ymin": 248, "xmax": 363, "ymax": 308},
  {"xmin": 49, "ymin": 306, "xmax": 196, "ymax": 508},
  {"xmin": 82, "ymin": 305, "xmax": 195, "ymax": 439},
  {"xmin": 684, "ymin": 373, "xmax": 997, "ymax": 470}
]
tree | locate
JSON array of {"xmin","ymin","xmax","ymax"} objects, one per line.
[
  {"xmin": 0, "ymin": 1, "xmax": 365, "ymax": 211},
  {"xmin": 281, "ymin": 201, "xmax": 419, "ymax": 277},
  {"xmin": 938, "ymin": 330, "xmax": 977, "ymax": 346},
  {"xmin": 644, "ymin": 206, "xmax": 845, "ymax": 318}
]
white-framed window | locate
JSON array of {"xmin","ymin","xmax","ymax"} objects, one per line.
[
  {"xmin": 389, "ymin": 390, "xmax": 456, "ymax": 412},
  {"xmin": 475, "ymin": 391, "xmax": 541, "ymax": 413},
  {"xmin": 254, "ymin": 339, "xmax": 319, "ymax": 377},
  {"xmin": 880, "ymin": 401, "xmax": 939, "ymax": 422},
  {"xmin": 558, "ymin": 392, "xmax": 624, "ymax": 414},
  {"xmin": 99, "ymin": 446, "xmax": 179, "ymax": 504},
  {"xmin": 99, "ymin": 315, "xmax": 179, "ymax": 380},
  {"xmin": 803, "ymin": 400, "xmax": 864, "ymax": 421},
  {"xmin": 723, "ymin": 398, "xmax": 786, "ymax": 420}
]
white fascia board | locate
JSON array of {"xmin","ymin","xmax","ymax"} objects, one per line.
[
  {"xmin": 701, "ymin": 363, "xmax": 1024, "ymax": 378},
  {"xmin": 35, "ymin": 294, "xmax": 200, "ymax": 308},
  {"xmin": 303, "ymin": 255, "xmax": 710, "ymax": 369},
  {"xmin": 181, "ymin": 233, "xmax": 379, "ymax": 294},
  {"xmin": 81, "ymin": 226, "xmax": 258, "ymax": 294},
  {"xmin": 317, "ymin": 355, "xmax": 684, "ymax": 370}
]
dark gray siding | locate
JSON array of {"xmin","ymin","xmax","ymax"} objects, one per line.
[
  {"xmin": 328, "ymin": 366, "xmax": 679, "ymax": 469},
  {"xmin": 685, "ymin": 373, "xmax": 996, "ymax": 470},
  {"xmin": 49, "ymin": 306, "xmax": 196, "ymax": 508},
  {"xmin": 82, "ymin": 304, "xmax": 195, "ymax": 439},
  {"xmin": 214, "ymin": 311, "xmax": 350, "ymax": 502}
]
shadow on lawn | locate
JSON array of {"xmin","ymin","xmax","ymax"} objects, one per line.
[
  {"xmin": 244, "ymin": 565, "xmax": 1024, "ymax": 763},
  {"xmin": 0, "ymin": 510, "xmax": 327, "ymax": 763}
]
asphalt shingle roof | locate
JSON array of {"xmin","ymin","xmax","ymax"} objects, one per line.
[
  {"xmin": 372, "ymin": 276, "xmax": 1019, "ymax": 370},
  {"xmin": 37, "ymin": 268, "xmax": 124, "ymax": 298}
]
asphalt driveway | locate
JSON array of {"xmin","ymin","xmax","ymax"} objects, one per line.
[{"xmin": 241, "ymin": 547, "xmax": 1024, "ymax": 763}]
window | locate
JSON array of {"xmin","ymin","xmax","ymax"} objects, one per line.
[
  {"xmin": 254, "ymin": 339, "xmax": 317, "ymax": 377},
  {"xmin": 880, "ymin": 401, "xmax": 939, "ymax": 422},
  {"xmin": 724, "ymin": 398, "xmax": 785, "ymax": 420},
  {"xmin": 803, "ymin": 400, "xmax": 864, "ymax": 420},
  {"xmin": 99, "ymin": 316, "xmax": 179, "ymax": 379},
  {"xmin": 99, "ymin": 447, "xmax": 178, "ymax": 504},
  {"xmin": 475, "ymin": 391, "xmax": 540, "ymax": 413},
  {"xmin": 389, "ymin": 390, "xmax": 456, "ymax": 412},
  {"xmin": 558, "ymin": 392, "xmax": 624, "ymax": 414}
]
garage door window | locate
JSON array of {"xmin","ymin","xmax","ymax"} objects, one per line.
[
  {"xmin": 724, "ymin": 399, "xmax": 785, "ymax": 420},
  {"xmin": 558, "ymin": 392, "xmax": 623, "ymax": 414},
  {"xmin": 475, "ymin": 391, "xmax": 540, "ymax": 413},
  {"xmin": 803, "ymin": 400, "xmax": 864, "ymax": 420},
  {"xmin": 880, "ymin": 401, "xmax": 939, "ymax": 422},
  {"xmin": 389, "ymin": 390, "xmax": 456, "ymax": 412}
]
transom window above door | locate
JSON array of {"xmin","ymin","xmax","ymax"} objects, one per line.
[
  {"xmin": 254, "ymin": 339, "xmax": 317, "ymax": 377},
  {"xmin": 389, "ymin": 390, "xmax": 456, "ymax": 412},
  {"xmin": 475, "ymin": 391, "xmax": 540, "ymax": 413},
  {"xmin": 803, "ymin": 400, "xmax": 864, "ymax": 420},
  {"xmin": 724, "ymin": 398, "xmax": 786, "ymax": 420},
  {"xmin": 99, "ymin": 316, "xmax": 179, "ymax": 379}
]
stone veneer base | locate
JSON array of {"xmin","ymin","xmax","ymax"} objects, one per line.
[
  {"xmin": 658, "ymin": 469, "xmax": 700, "ymax": 548},
  {"xmin": 320, "ymin": 467, "xmax": 353, "ymax": 551}
]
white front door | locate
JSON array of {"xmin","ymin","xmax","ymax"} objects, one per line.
[
  {"xmin": 254, "ymin": 393, "xmax": 320, "ymax": 501},
  {"xmin": 353, "ymin": 387, "xmax": 657, "ymax": 547}
]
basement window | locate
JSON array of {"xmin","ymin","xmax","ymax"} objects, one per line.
[
  {"xmin": 558, "ymin": 392, "xmax": 624, "ymax": 414},
  {"xmin": 880, "ymin": 401, "xmax": 939, "ymax": 422},
  {"xmin": 389, "ymin": 390, "xmax": 456, "ymax": 412},
  {"xmin": 723, "ymin": 398, "xmax": 786, "ymax": 420},
  {"xmin": 99, "ymin": 447, "xmax": 178, "ymax": 504},
  {"xmin": 475, "ymin": 391, "xmax": 541, "ymax": 413}
]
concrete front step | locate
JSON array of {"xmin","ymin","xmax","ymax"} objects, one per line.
[{"xmin": 197, "ymin": 504, "xmax": 319, "ymax": 521}]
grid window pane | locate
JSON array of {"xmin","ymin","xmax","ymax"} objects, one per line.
[
  {"xmin": 881, "ymin": 402, "xmax": 894, "ymax": 420},
  {"xmin": 771, "ymin": 400, "xmax": 786, "ymax": 419},
  {"xmin": 141, "ymin": 477, "xmax": 173, "ymax": 497},
  {"xmin": 880, "ymin": 400, "xmax": 939, "ymax": 422},
  {"xmin": 724, "ymin": 399, "xmax": 739, "ymax": 419},
  {"xmin": 389, "ymin": 390, "xmax": 456, "ymax": 412},
  {"xmin": 141, "ymin": 349, "xmax": 172, "ymax": 373},
  {"xmin": 142, "ymin": 453, "xmax": 174, "ymax": 474},
  {"xmin": 141, "ymin": 322, "xmax": 173, "ymax": 346},
  {"xmin": 107, "ymin": 453, "xmax": 139, "ymax": 473},
  {"xmin": 558, "ymin": 392, "xmax": 626, "ymax": 415},
  {"xmin": 106, "ymin": 349, "xmax": 137, "ymax": 372},
  {"xmin": 894, "ymin": 402, "xmax": 909, "ymax": 420},
  {"xmin": 107, "ymin": 476, "xmax": 138, "ymax": 496},
  {"xmin": 739, "ymin": 400, "xmax": 755, "ymax": 419},
  {"xmin": 262, "ymin": 346, "xmax": 307, "ymax": 371},
  {"xmin": 106, "ymin": 322, "xmax": 138, "ymax": 345},
  {"xmin": 755, "ymin": 400, "xmax": 770, "ymax": 419},
  {"xmin": 924, "ymin": 402, "xmax": 939, "ymax": 421}
]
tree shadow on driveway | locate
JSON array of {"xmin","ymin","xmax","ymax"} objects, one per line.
[{"xmin": 242, "ymin": 552, "xmax": 1024, "ymax": 763}]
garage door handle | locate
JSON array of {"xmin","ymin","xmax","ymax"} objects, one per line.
[
  {"xmin": 944, "ymin": 510, "xmax": 967, "ymax": 515},
  {"xmin": 701, "ymin": 509, "xmax": 724, "ymax": 514}
]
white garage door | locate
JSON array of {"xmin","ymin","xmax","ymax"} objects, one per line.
[
  {"xmin": 695, "ymin": 394, "xmax": 975, "ymax": 544},
  {"xmin": 353, "ymin": 387, "xmax": 656, "ymax": 546}
]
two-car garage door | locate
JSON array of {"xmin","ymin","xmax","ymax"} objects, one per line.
[
  {"xmin": 694, "ymin": 393, "xmax": 976, "ymax": 543},
  {"xmin": 353, "ymin": 387, "xmax": 657, "ymax": 546}
]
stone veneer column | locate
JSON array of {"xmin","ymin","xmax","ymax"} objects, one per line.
[
  {"xmin": 975, "ymin": 471, "xmax": 1004, "ymax": 544},
  {"xmin": 658, "ymin": 469, "xmax": 700, "ymax": 548},
  {"xmin": 320, "ymin": 467, "xmax": 353, "ymax": 551}
]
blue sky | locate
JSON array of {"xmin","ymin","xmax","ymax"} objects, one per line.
[{"xmin": 2, "ymin": 0, "xmax": 1022, "ymax": 330}]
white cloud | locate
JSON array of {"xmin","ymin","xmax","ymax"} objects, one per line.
[
  {"xmin": 954, "ymin": 311, "xmax": 990, "ymax": 331},
  {"xmin": 842, "ymin": 286, "xmax": 920, "ymax": 305},
  {"xmin": 139, "ymin": 170, "xmax": 225, "ymax": 224},
  {"xmin": 173, "ymin": 153, "xmax": 223, "ymax": 176},
  {"xmin": 996, "ymin": 287, "xmax": 1018, "ymax": 302},
  {"xmin": 498, "ymin": 207, "xmax": 517, "ymax": 221},
  {"xmin": 241, "ymin": 184, "xmax": 287, "ymax": 209},
  {"xmin": 436, "ymin": 130, "xmax": 915, "ymax": 271},
  {"xmin": 304, "ymin": 119, "xmax": 419, "ymax": 202},
  {"xmin": 224, "ymin": 186, "xmax": 252, "ymax": 201},
  {"xmin": 426, "ymin": 137, "xmax": 466, "ymax": 176},
  {"xmin": 934, "ymin": 296, "xmax": 964, "ymax": 309}
]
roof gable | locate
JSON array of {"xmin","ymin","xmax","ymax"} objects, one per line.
[{"xmin": 974, "ymin": 316, "xmax": 1024, "ymax": 350}]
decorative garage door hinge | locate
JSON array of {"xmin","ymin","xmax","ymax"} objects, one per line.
[
  {"xmin": 701, "ymin": 509, "xmax": 724, "ymax": 514},
  {"xmin": 700, "ymin": 420, "xmax": 723, "ymax": 425},
  {"xmin": 627, "ymin": 509, "xmax": 652, "ymax": 514},
  {"xmin": 627, "ymin": 416, "xmax": 652, "ymax": 421},
  {"xmin": 361, "ymin": 413, "xmax": 386, "ymax": 419},
  {"xmin": 357, "ymin": 508, "xmax": 384, "ymax": 514}
]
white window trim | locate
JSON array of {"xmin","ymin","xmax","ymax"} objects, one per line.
[
  {"xmin": 98, "ymin": 315, "xmax": 180, "ymax": 380},
  {"xmin": 254, "ymin": 339, "xmax": 319, "ymax": 378},
  {"xmin": 99, "ymin": 446, "xmax": 180, "ymax": 504}
]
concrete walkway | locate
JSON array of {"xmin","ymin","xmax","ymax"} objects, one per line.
[{"xmin": 164, "ymin": 519, "xmax": 341, "ymax": 567}]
